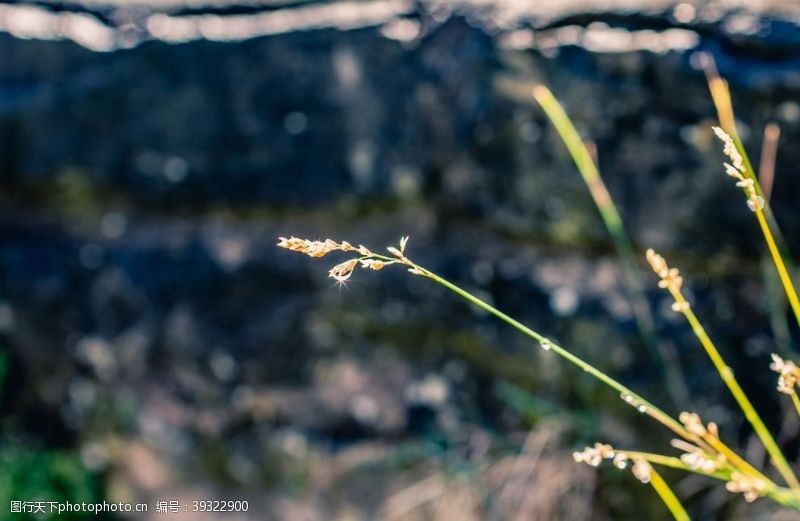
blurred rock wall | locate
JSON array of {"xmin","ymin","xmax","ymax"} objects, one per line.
[{"xmin": 3, "ymin": 1, "xmax": 800, "ymax": 517}]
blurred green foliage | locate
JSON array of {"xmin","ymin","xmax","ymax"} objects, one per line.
[
  {"xmin": 0, "ymin": 440, "xmax": 103, "ymax": 520},
  {"xmin": 0, "ymin": 351, "xmax": 104, "ymax": 520}
]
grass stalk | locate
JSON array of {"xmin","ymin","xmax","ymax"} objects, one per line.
[
  {"xmin": 762, "ymin": 257, "xmax": 793, "ymax": 356},
  {"xmin": 278, "ymin": 237, "xmax": 687, "ymax": 436},
  {"xmin": 620, "ymin": 451, "xmax": 724, "ymax": 478},
  {"xmin": 413, "ymin": 255, "xmax": 796, "ymax": 504},
  {"xmin": 792, "ymin": 393, "xmax": 800, "ymax": 420},
  {"xmin": 647, "ymin": 466, "xmax": 690, "ymax": 521},
  {"xmin": 423, "ymin": 260, "xmax": 778, "ymax": 486},
  {"xmin": 757, "ymin": 125, "xmax": 793, "ymax": 354},
  {"xmin": 621, "ymin": 449, "xmax": 800, "ymax": 509},
  {"xmin": 668, "ymin": 289, "xmax": 800, "ymax": 490},
  {"xmin": 700, "ymin": 53, "xmax": 800, "ymax": 328},
  {"xmin": 278, "ymin": 236, "xmax": 800, "ymax": 511},
  {"xmin": 416, "ymin": 263, "xmax": 691, "ymax": 439},
  {"xmin": 703, "ymin": 434, "xmax": 769, "ymax": 482},
  {"xmin": 701, "ymin": 62, "xmax": 800, "ymax": 488},
  {"xmin": 532, "ymin": 84, "xmax": 687, "ymax": 405},
  {"xmin": 753, "ymin": 208, "xmax": 800, "ymax": 328}
]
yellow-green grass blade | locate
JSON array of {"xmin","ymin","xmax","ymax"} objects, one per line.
[
  {"xmin": 700, "ymin": 53, "xmax": 800, "ymax": 328},
  {"xmin": 533, "ymin": 84, "xmax": 687, "ymax": 405}
]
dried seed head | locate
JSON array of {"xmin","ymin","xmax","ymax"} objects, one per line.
[
  {"xmin": 613, "ymin": 452, "xmax": 628, "ymax": 469},
  {"xmin": 682, "ymin": 451, "xmax": 722, "ymax": 473},
  {"xmin": 726, "ymin": 472, "xmax": 767, "ymax": 503},
  {"xmin": 329, "ymin": 258, "xmax": 359, "ymax": 282},
  {"xmin": 770, "ymin": 353, "xmax": 800, "ymax": 395},
  {"xmin": 277, "ymin": 236, "xmax": 416, "ymax": 282},
  {"xmin": 646, "ymin": 248, "xmax": 668, "ymax": 277},
  {"xmin": 277, "ymin": 237, "xmax": 339, "ymax": 257},
  {"xmin": 575, "ymin": 445, "xmax": 657, "ymax": 486},
  {"xmin": 277, "ymin": 237, "xmax": 373, "ymax": 258},
  {"xmin": 671, "ymin": 439, "xmax": 724, "ymax": 473},
  {"xmin": 723, "ymin": 163, "xmax": 741, "ymax": 179},
  {"xmin": 386, "ymin": 236, "xmax": 412, "ymax": 259},
  {"xmin": 712, "ymin": 127, "xmax": 764, "ymax": 212},
  {"xmin": 631, "ymin": 459, "xmax": 652, "ymax": 484},
  {"xmin": 573, "ymin": 443, "xmax": 615, "ymax": 467},
  {"xmin": 359, "ymin": 259, "xmax": 387, "ymax": 271},
  {"xmin": 747, "ymin": 195, "xmax": 765, "ymax": 212},
  {"xmin": 646, "ymin": 249, "xmax": 684, "ymax": 294},
  {"xmin": 712, "ymin": 126, "xmax": 745, "ymax": 173},
  {"xmin": 679, "ymin": 411, "xmax": 716, "ymax": 438},
  {"xmin": 399, "ymin": 236, "xmax": 409, "ymax": 254}
]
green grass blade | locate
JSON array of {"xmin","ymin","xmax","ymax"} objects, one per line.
[
  {"xmin": 701, "ymin": 53, "xmax": 800, "ymax": 328},
  {"xmin": 532, "ymin": 84, "xmax": 687, "ymax": 405},
  {"xmin": 648, "ymin": 467, "xmax": 690, "ymax": 521}
]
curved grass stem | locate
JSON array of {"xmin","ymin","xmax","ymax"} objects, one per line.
[
  {"xmin": 410, "ymin": 262, "xmax": 692, "ymax": 439},
  {"xmin": 278, "ymin": 235, "xmax": 800, "ymax": 510},
  {"xmin": 622, "ymin": 450, "xmax": 800, "ymax": 509},
  {"xmin": 620, "ymin": 451, "xmax": 722, "ymax": 477},
  {"xmin": 670, "ymin": 291, "xmax": 800, "ymax": 491},
  {"xmin": 532, "ymin": 84, "xmax": 687, "ymax": 406},
  {"xmin": 701, "ymin": 53, "xmax": 800, "ymax": 328},
  {"xmin": 791, "ymin": 393, "xmax": 800, "ymax": 420},
  {"xmin": 754, "ymin": 207, "xmax": 800, "ymax": 328},
  {"xmin": 648, "ymin": 467, "xmax": 690, "ymax": 521},
  {"xmin": 415, "ymin": 259, "xmax": 787, "ymax": 490}
]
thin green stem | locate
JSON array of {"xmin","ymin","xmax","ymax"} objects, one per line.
[
  {"xmin": 407, "ymin": 260, "xmax": 692, "ymax": 439},
  {"xmin": 791, "ymin": 393, "xmax": 800, "ymax": 420},
  {"xmin": 405, "ymin": 255, "xmax": 792, "ymax": 494},
  {"xmin": 671, "ymin": 292, "xmax": 800, "ymax": 491},
  {"xmin": 411, "ymin": 258, "xmax": 789, "ymax": 493},
  {"xmin": 768, "ymin": 487, "xmax": 800, "ymax": 510},
  {"xmin": 532, "ymin": 85, "xmax": 687, "ymax": 405},
  {"xmin": 704, "ymin": 435, "xmax": 769, "ymax": 483},
  {"xmin": 648, "ymin": 467, "xmax": 690, "ymax": 521},
  {"xmin": 702, "ymin": 56, "xmax": 800, "ymax": 328},
  {"xmin": 762, "ymin": 258, "xmax": 792, "ymax": 356},
  {"xmin": 620, "ymin": 450, "xmax": 727, "ymax": 480},
  {"xmin": 279, "ymin": 237, "xmax": 800, "ymax": 510},
  {"xmin": 624, "ymin": 450, "xmax": 800, "ymax": 510},
  {"xmin": 403, "ymin": 252, "xmax": 793, "ymax": 490},
  {"xmin": 754, "ymin": 208, "xmax": 800, "ymax": 328}
]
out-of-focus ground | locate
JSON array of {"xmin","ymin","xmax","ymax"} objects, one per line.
[{"xmin": 4, "ymin": 1, "xmax": 800, "ymax": 519}]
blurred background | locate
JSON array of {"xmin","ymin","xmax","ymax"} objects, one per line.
[{"xmin": 3, "ymin": 0, "xmax": 800, "ymax": 519}]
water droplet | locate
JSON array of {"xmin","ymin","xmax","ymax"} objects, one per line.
[
  {"xmin": 747, "ymin": 196, "xmax": 765, "ymax": 212},
  {"xmin": 539, "ymin": 339, "xmax": 551, "ymax": 351},
  {"xmin": 637, "ymin": 405, "xmax": 647, "ymax": 413},
  {"xmin": 621, "ymin": 393, "xmax": 634, "ymax": 403}
]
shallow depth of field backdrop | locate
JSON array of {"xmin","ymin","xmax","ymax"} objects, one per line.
[{"xmin": 3, "ymin": 0, "xmax": 800, "ymax": 519}]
